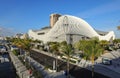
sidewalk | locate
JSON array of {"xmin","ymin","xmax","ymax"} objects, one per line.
[
  {"xmin": 9, "ymin": 52, "xmax": 32, "ymax": 78},
  {"xmin": 27, "ymin": 55, "xmax": 74, "ymax": 78}
]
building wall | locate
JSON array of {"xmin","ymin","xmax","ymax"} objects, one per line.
[
  {"xmin": 50, "ymin": 14, "xmax": 61, "ymax": 28},
  {"xmin": 28, "ymin": 15, "xmax": 115, "ymax": 43}
]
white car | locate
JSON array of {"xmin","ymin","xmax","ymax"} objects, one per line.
[
  {"xmin": 10, "ymin": 45, "xmax": 19, "ymax": 51},
  {"xmin": 0, "ymin": 45, "xmax": 7, "ymax": 53},
  {"xmin": 102, "ymin": 58, "xmax": 112, "ymax": 65}
]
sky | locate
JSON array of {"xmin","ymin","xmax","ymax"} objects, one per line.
[{"xmin": 0, "ymin": 0, "xmax": 120, "ymax": 38}]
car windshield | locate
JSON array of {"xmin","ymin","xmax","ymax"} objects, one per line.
[
  {"xmin": 104, "ymin": 59, "xmax": 109, "ymax": 61},
  {"xmin": 12, "ymin": 46, "xmax": 17, "ymax": 48},
  {"xmin": 103, "ymin": 58, "xmax": 110, "ymax": 61}
]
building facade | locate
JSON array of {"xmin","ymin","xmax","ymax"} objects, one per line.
[
  {"xmin": 28, "ymin": 14, "xmax": 115, "ymax": 43},
  {"xmin": 50, "ymin": 14, "xmax": 61, "ymax": 28}
]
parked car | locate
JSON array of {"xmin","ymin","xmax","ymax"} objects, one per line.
[
  {"xmin": 10, "ymin": 45, "xmax": 19, "ymax": 51},
  {"xmin": 0, "ymin": 45, "xmax": 7, "ymax": 54},
  {"xmin": 102, "ymin": 57, "xmax": 112, "ymax": 65}
]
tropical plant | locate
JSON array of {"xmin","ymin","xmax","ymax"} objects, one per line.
[
  {"xmin": 113, "ymin": 39, "xmax": 120, "ymax": 50},
  {"xmin": 113, "ymin": 39, "xmax": 120, "ymax": 44},
  {"xmin": 12, "ymin": 49, "xmax": 19, "ymax": 56},
  {"xmin": 50, "ymin": 42, "xmax": 59, "ymax": 55},
  {"xmin": 78, "ymin": 39, "xmax": 103, "ymax": 78},
  {"xmin": 99, "ymin": 40, "xmax": 109, "ymax": 50},
  {"xmin": 12, "ymin": 38, "xmax": 32, "ymax": 56},
  {"xmin": 74, "ymin": 40, "xmax": 89, "ymax": 57},
  {"xmin": 23, "ymin": 39, "xmax": 31, "ymax": 51},
  {"xmin": 49, "ymin": 42, "xmax": 60, "ymax": 71},
  {"xmin": 60, "ymin": 43, "xmax": 74, "ymax": 78}
]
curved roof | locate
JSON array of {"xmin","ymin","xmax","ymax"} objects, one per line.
[{"xmin": 28, "ymin": 15, "xmax": 115, "ymax": 42}]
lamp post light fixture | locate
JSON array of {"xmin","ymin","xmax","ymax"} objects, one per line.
[
  {"xmin": 63, "ymin": 16, "xmax": 73, "ymax": 45},
  {"xmin": 63, "ymin": 16, "xmax": 70, "ymax": 44}
]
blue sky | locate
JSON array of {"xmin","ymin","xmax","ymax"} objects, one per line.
[{"xmin": 0, "ymin": 0, "xmax": 120, "ymax": 38}]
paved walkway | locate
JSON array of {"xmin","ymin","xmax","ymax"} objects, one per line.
[{"xmin": 27, "ymin": 55, "xmax": 74, "ymax": 78}]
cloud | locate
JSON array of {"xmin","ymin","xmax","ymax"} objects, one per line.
[
  {"xmin": 76, "ymin": 1, "xmax": 120, "ymax": 38},
  {"xmin": 77, "ymin": 0, "xmax": 120, "ymax": 18},
  {"xmin": 0, "ymin": 26, "xmax": 15, "ymax": 36}
]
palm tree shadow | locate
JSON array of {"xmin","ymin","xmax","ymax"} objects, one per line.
[{"xmin": 69, "ymin": 65, "xmax": 76, "ymax": 72}]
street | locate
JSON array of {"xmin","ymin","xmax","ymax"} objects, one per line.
[
  {"xmin": 30, "ymin": 49, "xmax": 110, "ymax": 78},
  {"xmin": 0, "ymin": 53, "xmax": 17, "ymax": 78}
]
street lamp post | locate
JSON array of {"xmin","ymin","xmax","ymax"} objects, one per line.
[{"xmin": 63, "ymin": 16, "xmax": 72, "ymax": 78}]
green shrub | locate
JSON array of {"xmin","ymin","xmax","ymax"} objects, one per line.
[{"xmin": 12, "ymin": 50, "xmax": 19, "ymax": 56}]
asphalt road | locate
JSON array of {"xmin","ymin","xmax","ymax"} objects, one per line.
[
  {"xmin": 30, "ymin": 50, "xmax": 110, "ymax": 78},
  {"xmin": 0, "ymin": 54, "xmax": 17, "ymax": 78}
]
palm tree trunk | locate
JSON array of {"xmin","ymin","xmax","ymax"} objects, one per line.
[
  {"xmin": 56, "ymin": 58, "xmax": 58, "ymax": 72},
  {"xmin": 67, "ymin": 57, "xmax": 70, "ymax": 78},
  {"xmin": 92, "ymin": 57, "xmax": 94, "ymax": 78},
  {"xmin": 53, "ymin": 60, "xmax": 56, "ymax": 70},
  {"xmin": 92, "ymin": 63, "xmax": 94, "ymax": 78}
]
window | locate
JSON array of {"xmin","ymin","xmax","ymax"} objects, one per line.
[{"xmin": 37, "ymin": 32, "xmax": 45, "ymax": 35}]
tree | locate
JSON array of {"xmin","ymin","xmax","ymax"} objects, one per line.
[
  {"xmin": 49, "ymin": 42, "xmax": 60, "ymax": 71},
  {"xmin": 12, "ymin": 38, "xmax": 23, "ymax": 55},
  {"xmin": 90, "ymin": 40, "xmax": 103, "ymax": 78},
  {"xmin": 78, "ymin": 39, "xmax": 103, "ymax": 78},
  {"xmin": 113, "ymin": 39, "xmax": 120, "ymax": 49},
  {"xmin": 99, "ymin": 40, "xmax": 109, "ymax": 50},
  {"xmin": 23, "ymin": 39, "xmax": 31, "ymax": 51},
  {"xmin": 60, "ymin": 43, "xmax": 74, "ymax": 78},
  {"xmin": 31, "ymin": 39, "xmax": 42, "ymax": 49},
  {"xmin": 12, "ymin": 38, "xmax": 32, "ymax": 56},
  {"xmin": 113, "ymin": 39, "xmax": 120, "ymax": 44}
]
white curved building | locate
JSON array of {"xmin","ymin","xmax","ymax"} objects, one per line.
[{"xmin": 28, "ymin": 15, "xmax": 115, "ymax": 43}]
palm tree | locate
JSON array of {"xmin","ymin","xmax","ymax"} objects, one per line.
[
  {"xmin": 12, "ymin": 38, "xmax": 23, "ymax": 54},
  {"xmin": 74, "ymin": 40, "xmax": 89, "ymax": 58},
  {"xmin": 99, "ymin": 40, "xmax": 109, "ymax": 50},
  {"xmin": 34, "ymin": 40, "xmax": 42, "ymax": 49},
  {"xmin": 12, "ymin": 38, "xmax": 32, "ymax": 55},
  {"xmin": 49, "ymin": 42, "xmax": 60, "ymax": 71},
  {"xmin": 78, "ymin": 39, "xmax": 103, "ymax": 78},
  {"xmin": 113, "ymin": 39, "xmax": 120, "ymax": 49},
  {"xmin": 113, "ymin": 39, "xmax": 120, "ymax": 44},
  {"xmin": 89, "ymin": 40, "xmax": 103, "ymax": 78},
  {"xmin": 60, "ymin": 42, "xmax": 73, "ymax": 78},
  {"xmin": 24, "ymin": 39, "xmax": 31, "ymax": 51}
]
